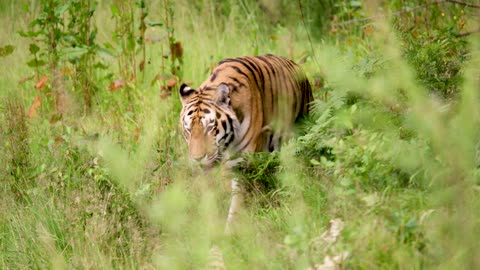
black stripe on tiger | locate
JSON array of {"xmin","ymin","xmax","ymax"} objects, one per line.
[{"xmin": 219, "ymin": 59, "xmax": 262, "ymax": 92}]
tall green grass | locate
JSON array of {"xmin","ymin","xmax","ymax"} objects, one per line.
[{"xmin": 1, "ymin": 0, "xmax": 478, "ymax": 269}]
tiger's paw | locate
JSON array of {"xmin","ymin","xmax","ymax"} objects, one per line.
[
  {"xmin": 207, "ymin": 245, "xmax": 226, "ymax": 270},
  {"xmin": 224, "ymin": 157, "xmax": 244, "ymax": 169}
]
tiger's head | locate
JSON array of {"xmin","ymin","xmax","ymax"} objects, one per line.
[{"xmin": 179, "ymin": 83, "xmax": 239, "ymax": 167}]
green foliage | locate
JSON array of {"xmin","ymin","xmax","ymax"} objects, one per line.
[
  {"xmin": 19, "ymin": 0, "xmax": 101, "ymax": 113},
  {"xmin": 234, "ymin": 152, "xmax": 282, "ymax": 208},
  {"xmin": 391, "ymin": 1, "xmax": 469, "ymax": 99},
  {"xmin": 1, "ymin": 95, "xmax": 31, "ymax": 202},
  {"xmin": 109, "ymin": 0, "xmax": 138, "ymax": 82},
  {"xmin": 258, "ymin": 0, "xmax": 337, "ymax": 38},
  {"xmin": 0, "ymin": 45, "xmax": 15, "ymax": 57},
  {"xmin": 64, "ymin": 0, "xmax": 100, "ymax": 110},
  {"xmin": 236, "ymin": 153, "xmax": 280, "ymax": 190},
  {"xmin": 403, "ymin": 32, "xmax": 467, "ymax": 98}
]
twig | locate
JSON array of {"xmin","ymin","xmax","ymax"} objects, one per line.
[
  {"xmin": 446, "ymin": 0, "xmax": 480, "ymax": 9},
  {"xmin": 333, "ymin": 0, "xmax": 479, "ymax": 27},
  {"xmin": 297, "ymin": 0, "xmax": 320, "ymax": 71},
  {"xmin": 455, "ymin": 28, "xmax": 480, "ymax": 37},
  {"xmin": 333, "ymin": 0, "xmax": 447, "ymax": 27}
]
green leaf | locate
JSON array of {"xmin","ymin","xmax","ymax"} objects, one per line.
[
  {"xmin": 93, "ymin": 62, "xmax": 108, "ymax": 70},
  {"xmin": 22, "ymin": 30, "xmax": 43, "ymax": 38},
  {"xmin": 18, "ymin": 30, "xmax": 31, "ymax": 37},
  {"xmin": 98, "ymin": 45, "xmax": 117, "ymax": 57},
  {"xmin": 346, "ymin": 188, "xmax": 357, "ymax": 195},
  {"xmin": 29, "ymin": 43, "xmax": 40, "ymax": 54},
  {"xmin": 110, "ymin": 4, "xmax": 119, "ymax": 17},
  {"xmin": 126, "ymin": 35, "xmax": 136, "ymax": 52},
  {"xmin": 62, "ymin": 34, "xmax": 77, "ymax": 44},
  {"xmin": 136, "ymin": 0, "xmax": 146, "ymax": 9},
  {"xmin": 340, "ymin": 177, "xmax": 352, "ymax": 187},
  {"xmin": 27, "ymin": 59, "xmax": 46, "ymax": 67},
  {"xmin": 59, "ymin": 47, "xmax": 89, "ymax": 60},
  {"xmin": 361, "ymin": 193, "xmax": 378, "ymax": 207},
  {"xmin": 0, "ymin": 45, "xmax": 15, "ymax": 57},
  {"xmin": 54, "ymin": 3, "xmax": 70, "ymax": 16},
  {"xmin": 349, "ymin": 1, "xmax": 362, "ymax": 8},
  {"xmin": 89, "ymin": 29, "xmax": 98, "ymax": 44},
  {"xmin": 310, "ymin": 159, "xmax": 321, "ymax": 166},
  {"xmin": 146, "ymin": 21, "xmax": 163, "ymax": 27},
  {"xmin": 405, "ymin": 218, "xmax": 417, "ymax": 230},
  {"xmin": 283, "ymin": 235, "xmax": 297, "ymax": 246}
]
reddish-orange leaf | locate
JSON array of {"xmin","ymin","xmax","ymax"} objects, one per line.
[
  {"xmin": 133, "ymin": 126, "xmax": 141, "ymax": 143},
  {"xmin": 170, "ymin": 41, "xmax": 183, "ymax": 60},
  {"xmin": 155, "ymin": 74, "xmax": 170, "ymax": 81},
  {"xmin": 314, "ymin": 77, "xmax": 323, "ymax": 88},
  {"xmin": 167, "ymin": 78, "xmax": 177, "ymax": 90},
  {"xmin": 54, "ymin": 136, "xmax": 65, "ymax": 144},
  {"xmin": 28, "ymin": 95, "xmax": 41, "ymax": 118},
  {"xmin": 108, "ymin": 79, "xmax": 125, "ymax": 91},
  {"xmin": 35, "ymin": 76, "xmax": 48, "ymax": 89},
  {"xmin": 160, "ymin": 92, "xmax": 170, "ymax": 100},
  {"xmin": 49, "ymin": 113, "xmax": 62, "ymax": 124},
  {"xmin": 60, "ymin": 67, "xmax": 73, "ymax": 76},
  {"xmin": 412, "ymin": 30, "xmax": 419, "ymax": 38},
  {"xmin": 160, "ymin": 85, "xmax": 170, "ymax": 100},
  {"xmin": 364, "ymin": 25, "xmax": 374, "ymax": 36}
]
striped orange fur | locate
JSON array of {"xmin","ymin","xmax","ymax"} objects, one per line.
[{"xmin": 179, "ymin": 54, "xmax": 313, "ymax": 167}]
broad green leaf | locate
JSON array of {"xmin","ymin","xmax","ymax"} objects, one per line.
[
  {"xmin": 127, "ymin": 35, "xmax": 136, "ymax": 52},
  {"xmin": 54, "ymin": 3, "xmax": 70, "ymax": 16},
  {"xmin": 27, "ymin": 59, "xmax": 46, "ymax": 68},
  {"xmin": 110, "ymin": 4, "xmax": 119, "ymax": 17},
  {"xmin": 147, "ymin": 21, "xmax": 163, "ymax": 27},
  {"xmin": 97, "ymin": 46, "xmax": 117, "ymax": 57},
  {"xmin": 350, "ymin": 0, "xmax": 362, "ymax": 7},
  {"xmin": 0, "ymin": 45, "xmax": 15, "ymax": 57},
  {"xmin": 310, "ymin": 159, "xmax": 321, "ymax": 166},
  {"xmin": 29, "ymin": 43, "xmax": 40, "ymax": 54},
  {"xmin": 59, "ymin": 47, "xmax": 89, "ymax": 60},
  {"xmin": 340, "ymin": 177, "xmax": 352, "ymax": 187}
]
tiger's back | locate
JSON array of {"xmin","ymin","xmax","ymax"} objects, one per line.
[{"xmin": 179, "ymin": 54, "xmax": 312, "ymax": 166}]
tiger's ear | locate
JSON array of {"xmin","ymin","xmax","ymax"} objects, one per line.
[
  {"xmin": 179, "ymin": 83, "xmax": 195, "ymax": 105},
  {"xmin": 215, "ymin": 83, "xmax": 230, "ymax": 107}
]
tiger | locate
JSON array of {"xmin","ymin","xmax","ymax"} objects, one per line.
[
  {"xmin": 178, "ymin": 54, "xmax": 313, "ymax": 232},
  {"xmin": 179, "ymin": 54, "xmax": 313, "ymax": 165}
]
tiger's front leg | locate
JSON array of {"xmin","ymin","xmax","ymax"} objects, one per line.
[
  {"xmin": 225, "ymin": 177, "xmax": 245, "ymax": 234},
  {"xmin": 223, "ymin": 155, "xmax": 246, "ymax": 234},
  {"xmin": 223, "ymin": 129, "xmax": 272, "ymax": 233}
]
